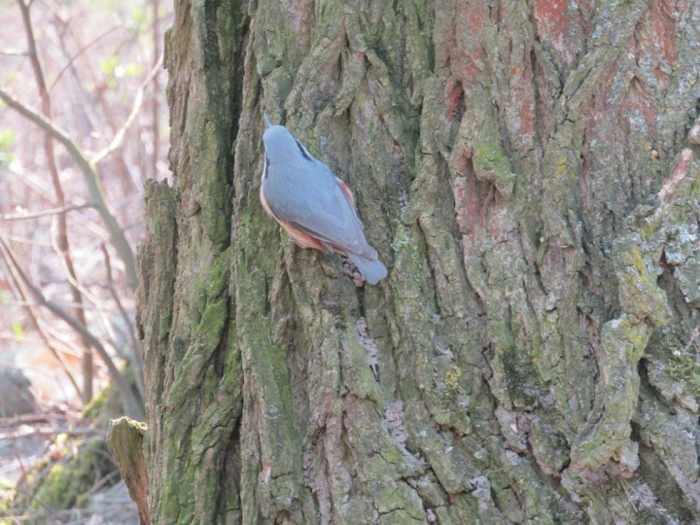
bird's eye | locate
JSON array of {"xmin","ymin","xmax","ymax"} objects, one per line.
[{"xmin": 295, "ymin": 139, "xmax": 312, "ymax": 161}]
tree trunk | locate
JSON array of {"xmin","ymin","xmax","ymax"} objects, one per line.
[{"xmin": 137, "ymin": 0, "xmax": 700, "ymax": 523}]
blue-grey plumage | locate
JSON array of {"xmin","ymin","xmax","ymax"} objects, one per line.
[{"xmin": 260, "ymin": 116, "xmax": 388, "ymax": 285}]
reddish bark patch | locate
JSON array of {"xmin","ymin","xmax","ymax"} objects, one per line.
[
  {"xmin": 658, "ymin": 148, "xmax": 692, "ymax": 203},
  {"xmin": 534, "ymin": 0, "xmax": 573, "ymax": 67},
  {"xmin": 508, "ymin": 61, "xmax": 536, "ymax": 150},
  {"xmin": 450, "ymin": 2, "xmax": 488, "ymax": 85},
  {"xmin": 454, "ymin": 173, "xmax": 482, "ymax": 234},
  {"xmin": 689, "ymin": 119, "xmax": 700, "ymax": 144},
  {"xmin": 649, "ymin": 0, "xmax": 678, "ymax": 66},
  {"xmin": 519, "ymin": 97, "xmax": 535, "ymax": 140},
  {"xmin": 534, "ymin": 0, "xmax": 568, "ymax": 40}
]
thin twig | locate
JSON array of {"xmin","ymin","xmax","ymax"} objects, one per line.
[
  {"xmin": 0, "ymin": 239, "xmax": 144, "ymax": 420},
  {"xmin": 38, "ymin": 320, "xmax": 85, "ymax": 359},
  {"xmin": 0, "ymin": 203, "xmax": 94, "ymax": 221},
  {"xmin": 0, "ymin": 49, "xmax": 28, "ymax": 56},
  {"xmin": 54, "ymin": 11, "xmax": 144, "ymax": 201},
  {"xmin": 151, "ymin": 0, "xmax": 160, "ymax": 180},
  {"xmin": 0, "ymin": 334, "xmax": 55, "ymax": 345},
  {"xmin": 0, "ymin": 235, "xmax": 51, "ymax": 247},
  {"xmin": 0, "ymin": 426, "xmax": 106, "ymax": 441},
  {"xmin": 0, "ymin": 243, "xmax": 82, "ymax": 399},
  {"xmin": 8, "ymin": 430, "xmax": 27, "ymax": 479},
  {"xmin": 88, "ymin": 467, "xmax": 121, "ymax": 495},
  {"xmin": 0, "ymin": 89, "xmax": 89, "ymax": 168},
  {"xmin": 48, "ymin": 25, "xmax": 124, "ymax": 93},
  {"xmin": 6, "ymin": 165, "xmax": 56, "ymax": 202},
  {"xmin": 0, "ymin": 412, "xmax": 77, "ymax": 426},
  {"xmin": 6, "ymin": 299, "xmax": 97, "ymax": 310},
  {"xmin": 101, "ymin": 243, "xmax": 145, "ymax": 400},
  {"xmin": 48, "ymin": 232, "xmax": 124, "ymax": 347},
  {"xmin": 91, "ymin": 53, "xmax": 164, "ymax": 166},
  {"xmin": 0, "ymin": 87, "xmax": 138, "ymax": 290},
  {"xmin": 16, "ymin": 0, "xmax": 94, "ymax": 403}
]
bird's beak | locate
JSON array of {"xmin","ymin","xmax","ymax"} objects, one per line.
[{"xmin": 264, "ymin": 113, "xmax": 273, "ymax": 128}]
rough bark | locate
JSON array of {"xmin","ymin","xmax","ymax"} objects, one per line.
[
  {"xmin": 137, "ymin": 0, "xmax": 700, "ymax": 523},
  {"xmin": 108, "ymin": 417, "xmax": 151, "ymax": 524}
]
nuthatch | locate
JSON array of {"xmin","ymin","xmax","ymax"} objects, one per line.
[{"xmin": 260, "ymin": 115, "xmax": 388, "ymax": 285}]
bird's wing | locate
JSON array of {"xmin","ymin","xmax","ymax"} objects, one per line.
[{"xmin": 269, "ymin": 179, "xmax": 377, "ymax": 259}]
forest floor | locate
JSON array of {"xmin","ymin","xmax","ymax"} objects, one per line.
[{"xmin": 0, "ymin": 405, "xmax": 138, "ymax": 523}]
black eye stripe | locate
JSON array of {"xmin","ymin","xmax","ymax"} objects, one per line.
[{"xmin": 295, "ymin": 139, "xmax": 312, "ymax": 161}]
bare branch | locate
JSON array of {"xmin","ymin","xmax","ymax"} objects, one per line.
[
  {"xmin": 7, "ymin": 165, "xmax": 57, "ymax": 202},
  {"xmin": 0, "ymin": 426, "xmax": 107, "ymax": 441},
  {"xmin": 0, "ymin": 87, "xmax": 138, "ymax": 290},
  {"xmin": 0, "ymin": 88, "xmax": 80, "ymax": 148},
  {"xmin": 151, "ymin": 0, "xmax": 161, "ymax": 180},
  {"xmin": 102, "ymin": 243, "xmax": 145, "ymax": 400},
  {"xmin": 0, "ymin": 242, "xmax": 82, "ymax": 399},
  {"xmin": 91, "ymin": 53, "xmax": 164, "ymax": 166},
  {"xmin": 0, "ymin": 239, "xmax": 144, "ymax": 420},
  {"xmin": 0, "ymin": 49, "xmax": 28, "ymax": 56},
  {"xmin": 16, "ymin": 0, "xmax": 94, "ymax": 403},
  {"xmin": 48, "ymin": 25, "xmax": 124, "ymax": 93},
  {"xmin": 0, "ymin": 203, "xmax": 94, "ymax": 221},
  {"xmin": 0, "ymin": 411, "xmax": 79, "ymax": 426}
]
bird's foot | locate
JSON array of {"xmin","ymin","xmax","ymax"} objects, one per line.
[{"xmin": 342, "ymin": 257, "xmax": 365, "ymax": 287}]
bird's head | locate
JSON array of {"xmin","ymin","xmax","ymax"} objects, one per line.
[{"xmin": 262, "ymin": 114, "xmax": 313, "ymax": 166}]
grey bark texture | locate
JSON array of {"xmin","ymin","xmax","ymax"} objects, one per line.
[{"xmin": 136, "ymin": 0, "xmax": 700, "ymax": 523}]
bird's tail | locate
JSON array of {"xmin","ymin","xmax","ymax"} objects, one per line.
[{"xmin": 347, "ymin": 253, "xmax": 388, "ymax": 285}]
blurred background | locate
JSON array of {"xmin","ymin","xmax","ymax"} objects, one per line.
[{"xmin": 0, "ymin": 0, "xmax": 172, "ymax": 521}]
